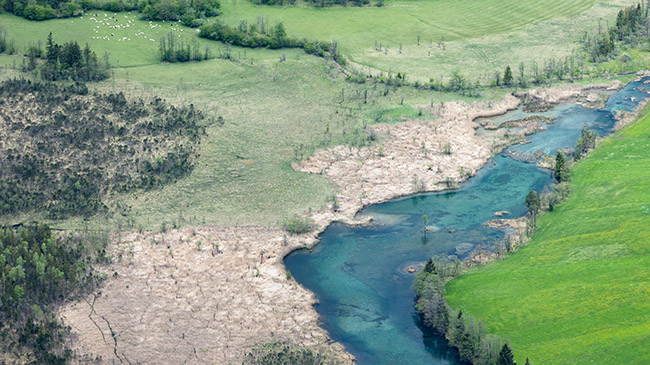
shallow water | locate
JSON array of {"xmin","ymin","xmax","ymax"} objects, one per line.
[{"xmin": 284, "ymin": 78, "xmax": 650, "ymax": 364}]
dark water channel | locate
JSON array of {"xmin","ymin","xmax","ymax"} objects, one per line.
[{"xmin": 284, "ymin": 78, "xmax": 650, "ymax": 364}]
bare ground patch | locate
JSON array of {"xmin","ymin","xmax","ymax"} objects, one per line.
[
  {"xmin": 295, "ymin": 94, "xmax": 522, "ymax": 219},
  {"xmin": 60, "ymin": 226, "xmax": 353, "ymax": 364}
]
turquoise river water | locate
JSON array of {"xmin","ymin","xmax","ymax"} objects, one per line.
[{"xmin": 284, "ymin": 78, "xmax": 650, "ymax": 364}]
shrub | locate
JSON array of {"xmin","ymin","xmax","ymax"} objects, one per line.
[
  {"xmin": 243, "ymin": 342, "xmax": 333, "ymax": 365},
  {"xmin": 282, "ymin": 215, "xmax": 316, "ymax": 234},
  {"xmin": 22, "ymin": 4, "xmax": 55, "ymax": 20}
]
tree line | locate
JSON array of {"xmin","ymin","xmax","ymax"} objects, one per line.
[
  {"xmin": 199, "ymin": 19, "xmax": 346, "ymax": 64},
  {"xmin": 0, "ymin": 78, "xmax": 210, "ymax": 219},
  {"xmin": 583, "ymin": 3, "xmax": 650, "ymax": 61},
  {"xmin": 22, "ymin": 32, "xmax": 110, "ymax": 82},
  {"xmin": 414, "ymin": 257, "xmax": 523, "ymax": 364},
  {"xmin": 159, "ymin": 32, "xmax": 211, "ymax": 62},
  {"xmin": 0, "ymin": 224, "xmax": 106, "ymax": 363},
  {"xmin": 1, "ymin": 0, "xmax": 220, "ymax": 27}
]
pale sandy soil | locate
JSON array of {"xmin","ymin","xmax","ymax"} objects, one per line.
[
  {"xmin": 295, "ymin": 94, "xmax": 522, "ymax": 219},
  {"xmin": 61, "ymin": 226, "xmax": 353, "ymax": 364},
  {"xmin": 60, "ymin": 80, "xmax": 626, "ymax": 364}
]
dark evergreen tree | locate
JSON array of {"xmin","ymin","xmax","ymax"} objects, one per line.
[
  {"xmin": 424, "ymin": 258, "xmax": 437, "ymax": 274},
  {"xmin": 503, "ymin": 65, "xmax": 514, "ymax": 86},
  {"xmin": 554, "ymin": 151, "xmax": 568, "ymax": 183},
  {"xmin": 575, "ymin": 124, "xmax": 597, "ymax": 160},
  {"xmin": 41, "ymin": 34, "xmax": 107, "ymax": 81},
  {"xmin": 497, "ymin": 343, "xmax": 515, "ymax": 365}
]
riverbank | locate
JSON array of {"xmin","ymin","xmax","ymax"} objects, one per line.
[
  {"xmin": 59, "ymin": 78, "xmax": 631, "ymax": 363},
  {"xmin": 445, "ymin": 92, "xmax": 650, "ymax": 364}
]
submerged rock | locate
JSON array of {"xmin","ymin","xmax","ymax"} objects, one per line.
[{"xmin": 455, "ymin": 242, "xmax": 474, "ymax": 256}]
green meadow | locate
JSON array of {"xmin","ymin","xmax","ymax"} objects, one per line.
[
  {"xmin": 0, "ymin": 0, "xmax": 640, "ymax": 229},
  {"xmin": 218, "ymin": 0, "xmax": 639, "ymax": 79},
  {"xmin": 1, "ymin": 11, "xmax": 501, "ymax": 229},
  {"xmin": 445, "ymin": 108, "xmax": 650, "ymax": 364}
]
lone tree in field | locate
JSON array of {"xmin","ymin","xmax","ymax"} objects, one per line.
[
  {"xmin": 554, "ymin": 151, "xmax": 569, "ymax": 183},
  {"xmin": 497, "ymin": 343, "xmax": 515, "ymax": 365},
  {"xmin": 503, "ymin": 65, "xmax": 514, "ymax": 86}
]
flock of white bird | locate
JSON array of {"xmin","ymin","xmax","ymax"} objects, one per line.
[{"xmin": 72, "ymin": 12, "xmax": 196, "ymax": 43}]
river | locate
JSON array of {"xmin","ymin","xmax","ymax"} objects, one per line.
[{"xmin": 284, "ymin": 78, "xmax": 650, "ymax": 364}]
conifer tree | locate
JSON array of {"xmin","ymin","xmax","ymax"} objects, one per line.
[
  {"xmin": 497, "ymin": 343, "xmax": 515, "ymax": 365},
  {"xmin": 503, "ymin": 65, "xmax": 514, "ymax": 86},
  {"xmin": 554, "ymin": 151, "xmax": 568, "ymax": 183}
]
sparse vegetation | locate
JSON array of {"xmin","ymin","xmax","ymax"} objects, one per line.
[
  {"xmin": 243, "ymin": 342, "xmax": 338, "ymax": 364},
  {"xmin": 0, "ymin": 79, "xmax": 207, "ymax": 219}
]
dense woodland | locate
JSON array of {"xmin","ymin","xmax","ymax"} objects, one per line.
[
  {"xmin": 0, "ymin": 0, "xmax": 220, "ymax": 26},
  {"xmin": 0, "ymin": 79, "xmax": 209, "ymax": 219},
  {"xmin": 0, "ymin": 224, "xmax": 106, "ymax": 363}
]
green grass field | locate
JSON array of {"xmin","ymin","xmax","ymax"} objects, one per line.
[
  {"xmin": 1, "ymin": 0, "xmax": 638, "ymax": 80},
  {"xmin": 445, "ymin": 109, "xmax": 650, "ymax": 363},
  {"xmin": 219, "ymin": 0, "xmax": 639, "ymax": 80}
]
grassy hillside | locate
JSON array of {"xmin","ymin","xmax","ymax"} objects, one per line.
[
  {"xmin": 219, "ymin": 0, "xmax": 639, "ymax": 79},
  {"xmin": 0, "ymin": 0, "xmax": 641, "ymax": 231},
  {"xmin": 0, "ymin": 12, "xmax": 218, "ymax": 66},
  {"xmin": 445, "ymin": 108, "xmax": 650, "ymax": 363},
  {"xmin": 1, "ymin": 0, "xmax": 640, "ymax": 79}
]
